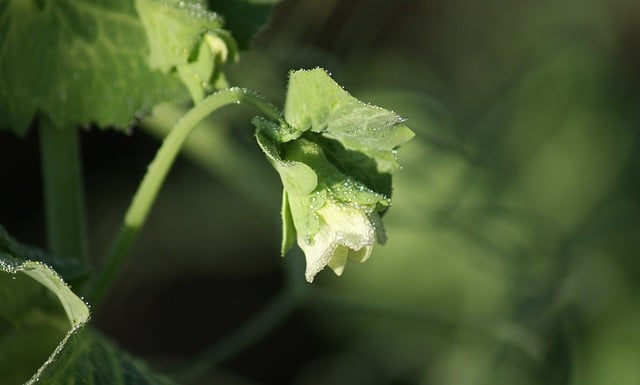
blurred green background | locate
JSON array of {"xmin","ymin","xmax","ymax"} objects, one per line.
[{"xmin": 2, "ymin": 0, "xmax": 640, "ymax": 384}]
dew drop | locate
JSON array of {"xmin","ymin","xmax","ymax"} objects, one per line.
[
  {"xmin": 304, "ymin": 235, "xmax": 314, "ymax": 245},
  {"xmin": 308, "ymin": 193, "xmax": 325, "ymax": 210}
]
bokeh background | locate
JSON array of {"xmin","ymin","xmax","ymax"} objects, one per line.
[{"xmin": 2, "ymin": 0, "xmax": 640, "ymax": 384}]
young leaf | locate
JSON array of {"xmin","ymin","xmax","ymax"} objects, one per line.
[
  {"xmin": 255, "ymin": 124, "xmax": 316, "ymax": 256},
  {"xmin": 284, "ymin": 68, "xmax": 415, "ymax": 173},
  {"xmin": 0, "ymin": 231, "xmax": 176, "ymax": 385},
  {"xmin": 255, "ymin": 122, "xmax": 318, "ymax": 196},
  {"xmin": 135, "ymin": 0, "xmax": 238, "ymax": 102}
]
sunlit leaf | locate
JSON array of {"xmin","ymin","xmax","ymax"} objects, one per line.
[{"xmin": 284, "ymin": 68, "xmax": 415, "ymax": 175}]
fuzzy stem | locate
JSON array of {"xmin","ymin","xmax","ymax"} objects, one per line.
[{"xmin": 88, "ymin": 88, "xmax": 281, "ymax": 306}]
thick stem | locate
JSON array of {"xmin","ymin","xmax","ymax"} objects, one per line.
[
  {"xmin": 39, "ymin": 117, "xmax": 88, "ymax": 263},
  {"xmin": 88, "ymin": 88, "xmax": 281, "ymax": 306}
]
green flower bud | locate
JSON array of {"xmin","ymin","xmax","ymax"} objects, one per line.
[
  {"xmin": 255, "ymin": 68, "xmax": 414, "ymax": 282},
  {"xmin": 256, "ymin": 129, "xmax": 390, "ymax": 282},
  {"xmin": 281, "ymin": 138, "xmax": 388, "ymax": 281}
]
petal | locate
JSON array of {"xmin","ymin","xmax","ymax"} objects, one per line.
[
  {"xmin": 299, "ymin": 226, "xmax": 337, "ymax": 282},
  {"xmin": 327, "ymin": 245, "xmax": 349, "ymax": 276},
  {"xmin": 316, "ymin": 202, "xmax": 375, "ymax": 251},
  {"xmin": 299, "ymin": 201, "xmax": 376, "ymax": 282},
  {"xmin": 347, "ymin": 244, "xmax": 373, "ymax": 263}
]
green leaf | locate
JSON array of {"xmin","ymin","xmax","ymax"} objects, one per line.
[
  {"xmin": 206, "ymin": 0, "xmax": 282, "ymax": 49},
  {"xmin": 35, "ymin": 329, "xmax": 178, "ymax": 385},
  {"xmin": 255, "ymin": 125, "xmax": 316, "ymax": 256},
  {"xmin": 0, "ymin": 0, "xmax": 223, "ymax": 135},
  {"xmin": 135, "ymin": 0, "xmax": 238, "ymax": 102},
  {"xmin": 0, "ymin": 231, "xmax": 176, "ymax": 384},
  {"xmin": 284, "ymin": 68, "xmax": 415, "ymax": 174},
  {"xmin": 311, "ymin": 134, "xmax": 394, "ymax": 202},
  {"xmin": 255, "ymin": 120, "xmax": 317, "ymax": 196}
]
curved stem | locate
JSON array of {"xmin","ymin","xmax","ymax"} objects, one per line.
[{"xmin": 88, "ymin": 88, "xmax": 281, "ymax": 306}]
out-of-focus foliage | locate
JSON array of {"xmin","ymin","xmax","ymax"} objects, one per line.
[
  {"xmin": 151, "ymin": 0, "xmax": 638, "ymax": 383},
  {"xmin": 251, "ymin": 1, "xmax": 639, "ymax": 384}
]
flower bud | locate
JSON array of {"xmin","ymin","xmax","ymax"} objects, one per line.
[{"xmin": 255, "ymin": 68, "xmax": 413, "ymax": 282}]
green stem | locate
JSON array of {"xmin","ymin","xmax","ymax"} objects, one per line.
[
  {"xmin": 174, "ymin": 290, "xmax": 297, "ymax": 384},
  {"xmin": 39, "ymin": 117, "xmax": 88, "ymax": 263},
  {"xmin": 88, "ymin": 88, "xmax": 281, "ymax": 306},
  {"xmin": 170, "ymin": 240, "xmax": 308, "ymax": 383}
]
